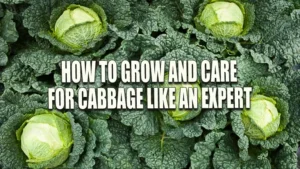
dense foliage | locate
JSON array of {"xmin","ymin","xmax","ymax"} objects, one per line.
[{"xmin": 0, "ymin": 0, "xmax": 299, "ymax": 169}]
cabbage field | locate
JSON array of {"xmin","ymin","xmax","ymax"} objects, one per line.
[{"xmin": 0, "ymin": 0, "xmax": 299, "ymax": 169}]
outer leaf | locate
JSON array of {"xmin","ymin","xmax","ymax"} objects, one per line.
[
  {"xmin": 250, "ymin": 0, "xmax": 300, "ymax": 71},
  {"xmin": 285, "ymin": 70, "xmax": 300, "ymax": 143},
  {"xmin": 131, "ymin": 133, "xmax": 194, "ymax": 169},
  {"xmin": 1, "ymin": 60, "xmax": 37, "ymax": 93},
  {"xmin": 19, "ymin": 50, "xmax": 62, "ymax": 76},
  {"xmin": 234, "ymin": 55, "xmax": 270, "ymax": 85},
  {"xmin": 0, "ymin": 0, "xmax": 26, "ymax": 4},
  {"xmin": 64, "ymin": 112, "xmax": 86, "ymax": 167},
  {"xmin": 190, "ymin": 132, "xmax": 225, "ymax": 169},
  {"xmin": 213, "ymin": 132, "xmax": 272, "ymax": 169},
  {"xmin": 0, "ymin": 113, "xmax": 31, "ymax": 169},
  {"xmin": 272, "ymin": 143, "xmax": 298, "ymax": 169},
  {"xmin": 23, "ymin": 0, "xmax": 57, "ymax": 37},
  {"xmin": 251, "ymin": 77, "xmax": 290, "ymax": 101},
  {"xmin": 129, "ymin": 0, "xmax": 159, "ymax": 35},
  {"xmin": 89, "ymin": 118, "xmax": 112, "ymax": 157},
  {"xmin": 120, "ymin": 108, "xmax": 160, "ymax": 136},
  {"xmin": 74, "ymin": 130, "xmax": 96, "ymax": 169},
  {"xmin": 0, "ymin": 10, "xmax": 18, "ymax": 43},
  {"xmin": 119, "ymin": 82, "xmax": 160, "ymax": 136},
  {"xmin": 99, "ymin": 120, "xmax": 146, "ymax": 169},
  {"xmin": 0, "ymin": 38, "xmax": 8, "ymax": 66},
  {"xmin": 0, "ymin": 90, "xmax": 46, "ymax": 125}
]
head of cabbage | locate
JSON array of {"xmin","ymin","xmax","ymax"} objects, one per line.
[
  {"xmin": 16, "ymin": 110, "xmax": 73, "ymax": 168},
  {"xmin": 194, "ymin": 0, "xmax": 254, "ymax": 38},
  {"xmin": 241, "ymin": 95, "xmax": 281, "ymax": 140},
  {"xmin": 53, "ymin": 4, "xmax": 107, "ymax": 51},
  {"xmin": 161, "ymin": 74, "xmax": 202, "ymax": 121}
]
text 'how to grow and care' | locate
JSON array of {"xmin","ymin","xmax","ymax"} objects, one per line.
[{"xmin": 48, "ymin": 60, "xmax": 252, "ymax": 110}]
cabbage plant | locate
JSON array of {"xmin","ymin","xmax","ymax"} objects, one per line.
[
  {"xmin": 241, "ymin": 95, "xmax": 280, "ymax": 140},
  {"xmin": 194, "ymin": 0, "xmax": 254, "ymax": 38},
  {"xmin": 22, "ymin": 0, "xmax": 137, "ymax": 55},
  {"xmin": 162, "ymin": 74, "xmax": 202, "ymax": 121},
  {"xmin": 0, "ymin": 95, "xmax": 112, "ymax": 169},
  {"xmin": 16, "ymin": 111, "xmax": 73, "ymax": 168}
]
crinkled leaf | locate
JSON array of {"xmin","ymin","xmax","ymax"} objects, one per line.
[
  {"xmin": 0, "ymin": 90, "xmax": 46, "ymax": 125},
  {"xmin": 0, "ymin": 10, "xmax": 18, "ymax": 43},
  {"xmin": 131, "ymin": 133, "xmax": 194, "ymax": 169},
  {"xmin": 89, "ymin": 118, "xmax": 111, "ymax": 157},
  {"xmin": 213, "ymin": 133, "xmax": 272, "ymax": 169},
  {"xmin": 273, "ymin": 143, "xmax": 298, "ymax": 169},
  {"xmin": 19, "ymin": 50, "xmax": 62, "ymax": 76},
  {"xmin": 99, "ymin": 120, "xmax": 145, "ymax": 169},
  {"xmin": 64, "ymin": 112, "xmax": 86, "ymax": 167},
  {"xmin": 0, "ymin": 114, "xmax": 32, "ymax": 169},
  {"xmin": 190, "ymin": 132, "xmax": 225, "ymax": 169}
]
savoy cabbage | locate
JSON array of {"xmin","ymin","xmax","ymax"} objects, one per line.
[{"xmin": 0, "ymin": 0, "xmax": 299, "ymax": 169}]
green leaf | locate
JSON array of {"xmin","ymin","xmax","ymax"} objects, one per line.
[
  {"xmin": 74, "ymin": 130, "xmax": 96, "ymax": 169},
  {"xmin": 0, "ymin": 90, "xmax": 46, "ymax": 125},
  {"xmin": 250, "ymin": 0, "xmax": 300, "ymax": 71},
  {"xmin": 120, "ymin": 107, "xmax": 160, "ymax": 136},
  {"xmin": 191, "ymin": 132, "xmax": 225, "ymax": 169},
  {"xmin": 89, "ymin": 118, "xmax": 111, "ymax": 157},
  {"xmin": 0, "ymin": 38, "xmax": 8, "ymax": 54},
  {"xmin": 99, "ymin": 120, "xmax": 146, "ymax": 169},
  {"xmin": 23, "ymin": 0, "xmax": 57, "ymax": 37},
  {"xmin": 285, "ymin": 70, "xmax": 300, "ymax": 143},
  {"xmin": 234, "ymin": 55, "xmax": 270, "ymax": 85},
  {"xmin": 1, "ymin": 60, "xmax": 36, "ymax": 93},
  {"xmin": 0, "ymin": 52, "xmax": 8, "ymax": 66},
  {"xmin": 129, "ymin": 0, "xmax": 159, "ymax": 35},
  {"xmin": 213, "ymin": 132, "xmax": 272, "ymax": 169},
  {"xmin": 179, "ymin": 0, "xmax": 199, "ymax": 23},
  {"xmin": 272, "ymin": 143, "xmax": 298, "ymax": 169},
  {"xmin": 251, "ymin": 77, "xmax": 290, "ymax": 101},
  {"xmin": 0, "ymin": 0, "xmax": 26, "ymax": 4},
  {"xmin": 95, "ymin": 0, "xmax": 133, "ymax": 28},
  {"xmin": 118, "ymin": 82, "xmax": 160, "ymax": 136},
  {"xmin": 131, "ymin": 133, "xmax": 194, "ymax": 169},
  {"xmin": 0, "ymin": 37, "xmax": 9, "ymax": 67},
  {"xmin": 0, "ymin": 10, "xmax": 18, "ymax": 43},
  {"xmin": 0, "ymin": 113, "xmax": 32, "ymax": 169},
  {"xmin": 19, "ymin": 50, "xmax": 62, "ymax": 76},
  {"xmin": 65, "ymin": 112, "xmax": 86, "ymax": 167}
]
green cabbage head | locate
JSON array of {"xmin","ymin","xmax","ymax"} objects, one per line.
[
  {"xmin": 162, "ymin": 74, "xmax": 202, "ymax": 121},
  {"xmin": 16, "ymin": 110, "xmax": 73, "ymax": 168},
  {"xmin": 241, "ymin": 95, "xmax": 281, "ymax": 140},
  {"xmin": 195, "ymin": 0, "xmax": 251, "ymax": 38},
  {"xmin": 54, "ymin": 4, "xmax": 107, "ymax": 51}
]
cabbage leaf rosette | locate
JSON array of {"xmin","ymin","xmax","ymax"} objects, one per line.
[
  {"xmin": 191, "ymin": 76, "xmax": 295, "ymax": 169},
  {"xmin": 0, "ymin": 90, "xmax": 112, "ymax": 169},
  {"xmin": 23, "ymin": 0, "xmax": 137, "ymax": 55},
  {"xmin": 194, "ymin": 0, "xmax": 255, "ymax": 38},
  {"xmin": 231, "ymin": 77, "xmax": 290, "ymax": 149}
]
